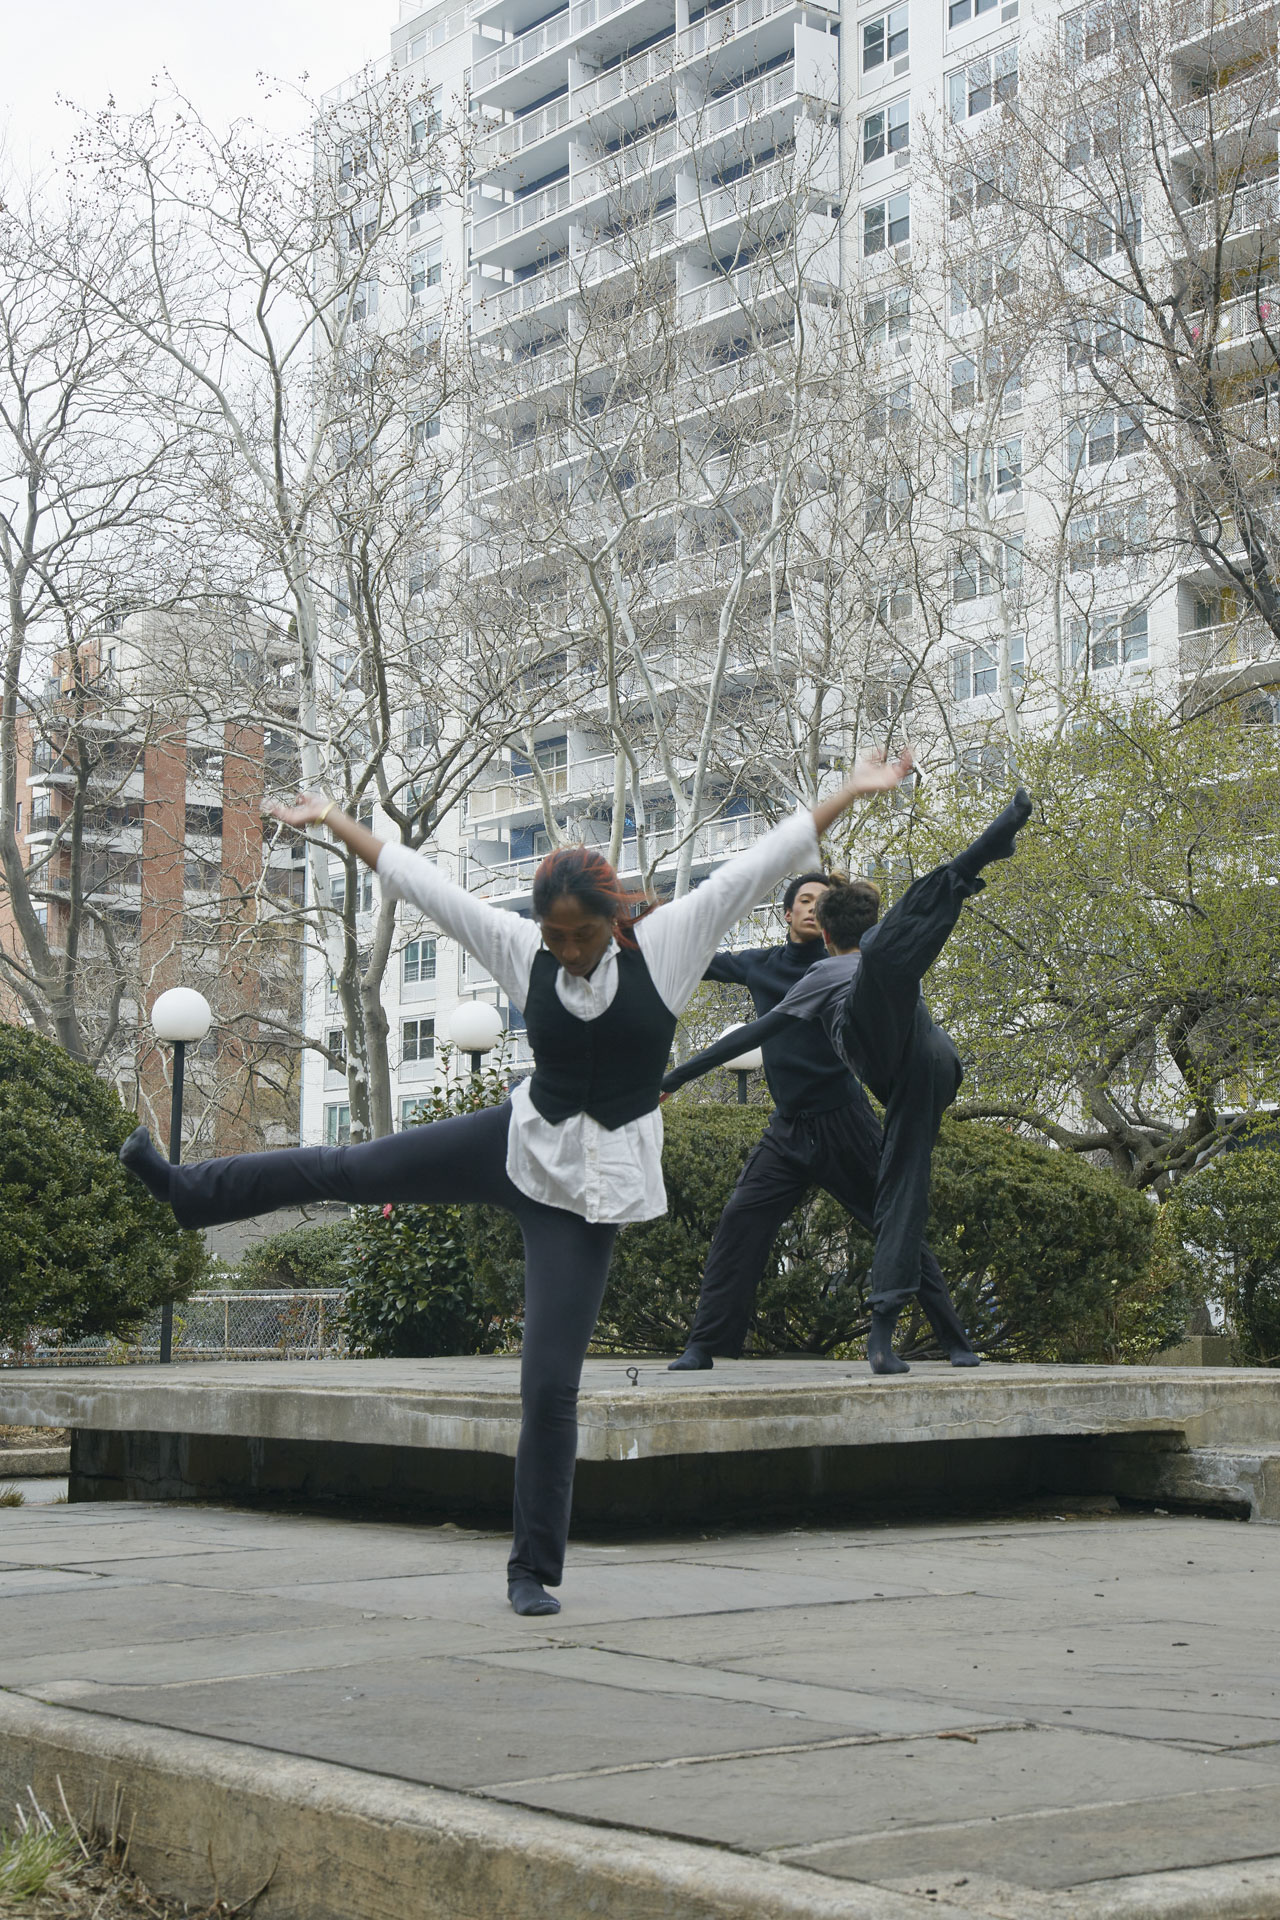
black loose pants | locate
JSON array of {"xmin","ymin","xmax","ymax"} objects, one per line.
[
  {"xmin": 842, "ymin": 860, "xmax": 979, "ymax": 1314},
  {"xmin": 686, "ymin": 1101, "xmax": 973, "ymax": 1355},
  {"xmin": 169, "ymin": 1104, "xmax": 617, "ymax": 1590}
]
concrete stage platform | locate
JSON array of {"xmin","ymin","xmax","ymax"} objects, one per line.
[{"xmin": 2, "ymin": 1358, "xmax": 1278, "ymax": 1526}]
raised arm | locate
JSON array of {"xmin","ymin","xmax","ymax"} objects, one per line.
[
  {"xmin": 266, "ymin": 795, "xmax": 541, "ymax": 1007},
  {"xmin": 662, "ymin": 1007, "xmax": 797, "ymax": 1095}
]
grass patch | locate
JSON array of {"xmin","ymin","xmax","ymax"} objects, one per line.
[
  {"xmin": 0, "ymin": 1486, "xmax": 25, "ymax": 1507},
  {"xmin": 0, "ymin": 1822, "xmax": 76, "ymax": 1899}
]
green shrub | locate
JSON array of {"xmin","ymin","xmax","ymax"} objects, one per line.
[
  {"xmin": 340, "ymin": 1060, "xmax": 521, "ymax": 1358},
  {"xmin": 592, "ymin": 1102, "xmax": 1171, "ymax": 1362},
  {"xmin": 232, "ymin": 1220, "xmax": 351, "ymax": 1291},
  {"xmin": 0, "ymin": 1025, "xmax": 206, "ymax": 1350},
  {"xmin": 1159, "ymin": 1146, "xmax": 1280, "ymax": 1365}
]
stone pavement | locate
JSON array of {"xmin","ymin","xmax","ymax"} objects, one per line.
[{"xmin": 1, "ymin": 1497, "xmax": 1279, "ymax": 1916}]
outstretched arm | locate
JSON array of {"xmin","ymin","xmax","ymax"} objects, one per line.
[
  {"xmin": 663, "ymin": 1007, "xmax": 798, "ymax": 1095},
  {"xmin": 703, "ymin": 949, "xmax": 755, "ymax": 986}
]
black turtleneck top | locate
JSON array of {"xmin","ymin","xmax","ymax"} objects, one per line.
[{"xmin": 703, "ymin": 937, "xmax": 866, "ymax": 1118}]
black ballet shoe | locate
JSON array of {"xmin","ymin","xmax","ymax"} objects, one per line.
[
  {"xmin": 868, "ymin": 1311, "xmax": 911, "ymax": 1376},
  {"xmin": 508, "ymin": 1576, "xmax": 561, "ymax": 1617},
  {"xmin": 948, "ymin": 1348, "xmax": 982, "ymax": 1368},
  {"xmin": 668, "ymin": 1345, "xmax": 714, "ymax": 1371},
  {"xmin": 118, "ymin": 1126, "xmax": 172, "ymax": 1206},
  {"xmin": 954, "ymin": 786, "xmax": 1033, "ymax": 878}
]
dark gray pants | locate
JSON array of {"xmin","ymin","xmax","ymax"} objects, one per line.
[
  {"xmin": 169, "ymin": 1104, "xmax": 617, "ymax": 1590},
  {"xmin": 843, "ymin": 861, "xmax": 978, "ymax": 1313},
  {"xmin": 686, "ymin": 1101, "xmax": 973, "ymax": 1353}
]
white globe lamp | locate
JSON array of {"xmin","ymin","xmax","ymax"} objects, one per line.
[
  {"xmin": 719, "ymin": 1024, "xmax": 763, "ymax": 1105},
  {"xmin": 449, "ymin": 1000, "xmax": 505, "ymax": 1073},
  {"xmin": 148, "ymin": 987, "xmax": 213, "ymax": 1363}
]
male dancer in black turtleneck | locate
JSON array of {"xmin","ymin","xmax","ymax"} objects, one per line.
[{"xmin": 667, "ymin": 871, "xmax": 977, "ymax": 1371}]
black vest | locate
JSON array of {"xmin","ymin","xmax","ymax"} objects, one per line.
[{"xmin": 525, "ymin": 945, "xmax": 678, "ymax": 1130}]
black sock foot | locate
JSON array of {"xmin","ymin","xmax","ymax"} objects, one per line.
[
  {"xmin": 868, "ymin": 1311, "xmax": 910, "ymax": 1376},
  {"xmin": 668, "ymin": 1345, "xmax": 714, "ymax": 1371},
  {"xmin": 949, "ymin": 1348, "xmax": 982, "ymax": 1368},
  {"xmin": 955, "ymin": 786, "xmax": 1033, "ymax": 877},
  {"xmin": 119, "ymin": 1126, "xmax": 172, "ymax": 1206},
  {"xmin": 508, "ymin": 1576, "xmax": 561, "ymax": 1616}
]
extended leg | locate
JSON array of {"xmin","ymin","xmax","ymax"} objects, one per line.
[
  {"xmin": 811, "ymin": 1107, "xmax": 977, "ymax": 1365},
  {"xmin": 507, "ymin": 1204, "xmax": 617, "ymax": 1613},
  {"xmin": 675, "ymin": 1122, "xmax": 814, "ymax": 1366},
  {"xmin": 128, "ymin": 1103, "xmax": 520, "ymax": 1228}
]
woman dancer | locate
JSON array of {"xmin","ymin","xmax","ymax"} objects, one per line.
[{"xmin": 120, "ymin": 754, "xmax": 911, "ymax": 1614}]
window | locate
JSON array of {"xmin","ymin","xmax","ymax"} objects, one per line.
[
  {"xmin": 1066, "ymin": 302, "xmax": 1141, "ymax": 369},
  {"xmin": 331, "ymin": 650, "xmax": 359, "ymax": 694},
  {"xmin": 409, "ymin": 91, "xmax": 441, "ymax": 150},
  {"xmin": 184, "ymin": 805, "xmax": 223, "ymax": 839},
  {"xmin": 1064, "ymin": 0, "xmax": 1125, "ymax": 64},
  {"xmin": 862, "ymin": 5, "xmax": 908, "ymax": 71},
  {"xmin": 951, "ymin": 357, "xmax": 978, "ymax": 409},
  {"xmin": 1064, "ymin": 200, "xmax": 1142, "ymax": 261},
  {"xmin": 330, "ymin": 866, "xmax": 373, "ymax": 914},
  {"xmin": 876, "ymin": 579, "xmax": 912, "ymax": 628},
  {"xmin": 948, "ymin": 47, "xmax": 1018, "ymax": 122},
  {"xmin": 403, "ymin": 937, "xmax": 437, "ymax": 983},
  {"xmin": 352, "ymin": 277, "xmax": 378, "ymax": 323},
  {"xmin": 324, "ymin": 1103, "xmax": 351, "ymax": 1146},
  {"xmin": 864, "ymin": 286, "xmax": 910, "ymax": 346},
  {"xmin": 410, "ymin": 182, "xmax": 443, "ymax": 232},
  {"xmin": 1068, "ymin": 501, "xmax": 1148, "ymax": 570},
  {"xmin": 952, "ymin": 641, "xmax": 998, "ymax": 700},
  {"xmin": 949, "ymin": 153, "xmax": 1016, "ymax": 218},
  {"xmin": 406, "ymin": 708, "xmax": 432, "ymax": 752},
  {"xmin": 958, "ymin": 742, "xmax": 1008, "ymax": 788},
  {"xmin": 950, "ymin": 248, "xmax": 1019, "ymax": 318},
  {"xmin": 1071, "ymin": 607, "xmax": 1148, "ymax": 670},
  {"xmin": 402, "ymin": 1016, "xmax": 435, "ymax": 1062},
  {"xmin": 326, "ymin": 1027, "xmax": 347, "ymax": 1069},
  {"xmin": 951, "ymin": 439, "xmax": 1022, "ymax": 504},
  {"xmin": 400, "ymin": 1095, "xmax": 430, "ymax": 1127},
  {"xmin": 865, "ymin": 471, "xmax": 911, "ymax": 534},
  {"xmin": 949, "ymin": 0, "xmax": 997, "ymax": 24},
  {"xmin": 410, "ymin": 409, "xmax": 441, "ymax": 447},
  {"xmin": 863, "ymin": 98, "xmax": 910, "ymax": 164},
  {"xmin": 411, "ymin": 242, "xmax": 443, "ymax": 303},
  {"xmin": 863, "ymin": 192, "xmax": 910, "ymax": 255},
  {"xmin": 1069, "ymin": 407, "xmax": 1144, "ymax": 468},
  {"xmin": 865, "ymin": 381, "xmax": 911, "ymax": 442},
  {"xmin": 952, "ymin": 537, "xmax": 1021, "ymax": 601}
]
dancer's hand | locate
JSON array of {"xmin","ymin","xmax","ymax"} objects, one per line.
[
  {"xmin": 265, "ymin": 793, "xmax": 336, "ymax": 830},
  {"xmin": 811, "ymin": 748, "xmax": 914, "ymax": 835},
  {"xmin": 850, "ymin": 747, "xmax": 914, "ymax": 793}
]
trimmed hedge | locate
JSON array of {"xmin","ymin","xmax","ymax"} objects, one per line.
[{"xmin": 0, "ymin": 1025, "xmax": 206, "ymax": 1349}]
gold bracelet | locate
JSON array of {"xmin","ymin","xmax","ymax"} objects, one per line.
[{"xmin": 316, "ymin": 800, "xmax": 336, "ymax": 827}]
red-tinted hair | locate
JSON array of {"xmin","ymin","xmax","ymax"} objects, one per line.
[{"xmin": 531, "ymin": 845, "xmax": 651, "ymax": 949}]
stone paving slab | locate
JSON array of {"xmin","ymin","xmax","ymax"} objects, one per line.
[{"xmin": 2, "ymin": 1498, "xmax": 1280, "ymax": 1917}]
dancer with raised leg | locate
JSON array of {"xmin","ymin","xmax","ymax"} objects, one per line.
[
  {"xmin": 662, "ymin": 787, "xmax": 1033, "ymax": 1375},
  {"xmin": 120, "ymin": 752, "xmax": 913, "ymax": 1613},
  {"xmin": 668, "ymin": 874, "xmax": 977, "ymax": 1372}
]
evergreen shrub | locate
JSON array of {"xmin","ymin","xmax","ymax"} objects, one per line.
[
  {"xmin": 1159, "ymin": 1146, "xmax": 1280, "ymax": 1365},
  {"xmin": 0, "ymin": 1025, "xmax": 205, "ymax": 1350}
]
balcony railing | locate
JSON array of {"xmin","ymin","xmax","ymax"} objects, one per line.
[
  {"xmin": 474, "ymin": 93, "xmax": 573, "ymax": 173},
  {"xmin": 571, "ymin": 0, "xmax": 647, "ymax": 31},
  {"xmin": 679, "ymin": 157, "xmax": 788, "ymax": 236},
  {"xmin": 467, "ymin": 806, "xmax": 774, "ymax": 894},
  {"xmin": 679, "ymin": 258, "xmax": 796, "ymax": 324},
  {"xmin": 1183, "ymin": 174, "xmax": 1280, "ymax": 250},
  {"xmin": 472, "ymin": 177, "xmax": 572, "ymax": 254},
  {"xmin": 474, "ymin": 260, "xmax": 579, "ymax": 329},
  {"xmin": 1180, "ymin": 617, "xmax": 1278, "ymax": 675},
  {"xmin": 575, "ymin": 122, "xmax": 681, "ymax": 201},
  {"xmin": 1191, "ymin": 288, "xmax": 1280, "ymax": 348},
  {"xmin": 472, "ymin": 8, "xmax": 574, "ymax": 93},
  {"xmin": 678, "ymin": 0, "xmax": 816, "ymax": 63},
  {"xmin": 1172, "ymin": 74, "xmax": 1280, "ymax": 149},
  {"xmin": 1175, "ymin": 0, "xmax": 1277, "ymax": 46},
  {"xmin": 571, "ymin": 37, "xmax": 678, "ymax": 116},
  {"xmin": 700, "ymin": 60, "xmax": 797, "ymax": 140}
]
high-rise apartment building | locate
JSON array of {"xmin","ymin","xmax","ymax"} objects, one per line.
[{"xmin": 303, "ymin": 0, "xmax": 1279, "ymax": 1146}]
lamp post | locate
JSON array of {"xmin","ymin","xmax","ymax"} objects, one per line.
[
  {"xmin": 448, "ymin": 999, "xmax": 505, "ymax": 1077},
  {"xmin": 150, "ymin": 987, "xmax": 213, "ymax": 1364},
  {"xmin": 718, "ymin": 1024, "xmax": 764, "ymax": 1106}
]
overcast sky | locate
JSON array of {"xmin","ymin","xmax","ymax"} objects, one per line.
[{"xmin": 2, "ymin": 0, "xmax": 396, "ymax": 177}]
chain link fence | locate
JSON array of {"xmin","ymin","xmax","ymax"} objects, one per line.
[{"xmin": 3, "ymin": 1291, "xmax": 349, "ymax": 1366}]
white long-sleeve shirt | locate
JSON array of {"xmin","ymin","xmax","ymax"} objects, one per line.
[{"xmin": 375, "ymin": 807, "xmax": 821, "ymax": 1223}]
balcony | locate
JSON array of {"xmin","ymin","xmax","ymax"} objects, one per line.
[
  {"xmin": 1172, "ymin": 73, "xmax": 1280, "ymax": 152},
  {"xmin": 473, "ymin": 93, "xmax": 574, "ymax": 180},
  {"xmin": 678, "ymin": 0, "xmax": 824, "ymax": 64},
  {"xmin": 473, "ymin": 260, "xmax": 579, "ymax": 332},
  {"xmin": 1180, "ymin": 616, "xmax": 1279, "ymax": 677},
  {"xmin": 1190, "ymin": 287, "xmax": 1280, "ymax": 352},
  {"xmin": 1174, "ymin": 0, "xmax": 1278, "ymax": 49},
  {"xmin": 472, "ymin": 7, "xmax": 574, "ymax": 100},
  {"xmin": 472, "ymin": 177, "xmax": 573, "ymax": 259},
  {"xmin": 1182, "ymin": 172, "xmax": 1280, "ymax": 252},
  {"xmin": 571, "ymin": 36, "xmax": 678, "ymax": 117},
  {"xmin": 466, "ymin": 806, "xmax": 775, "ymax": 896},
  {"xmin": 678, "ymin": 156, "xmax": 789, "ymax": 238},
  {"xmin": 678, "ymin": 257, "xmax": 796, "ymax": 326},
  {"xmin": 575, "ymin": 121, "xmax": 681, "ymax": 204}
]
